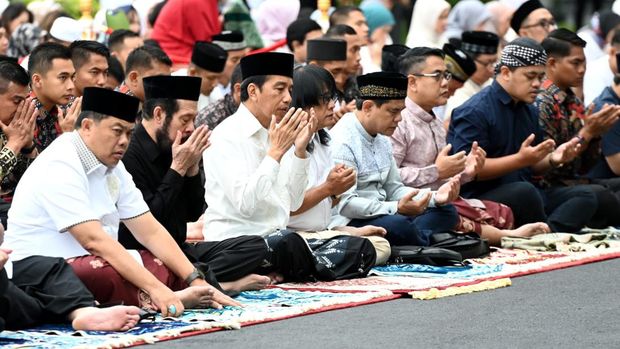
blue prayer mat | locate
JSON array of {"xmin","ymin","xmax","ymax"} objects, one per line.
[{"xmin": 0, "ymin": 288, "xmax": 394, "ymax": 349}]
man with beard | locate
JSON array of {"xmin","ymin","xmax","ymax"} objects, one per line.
[{"xmin": 119, "ymin": 75, "xmax": 271, "ymax": 294}]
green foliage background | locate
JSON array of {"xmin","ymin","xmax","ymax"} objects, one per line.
[{"xmin": 9, "ymin": 0, "xmax": 100, "ymax": 18}]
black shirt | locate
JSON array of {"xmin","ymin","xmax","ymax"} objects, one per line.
[{"xmin": 118, "ymin": 123, "xmax": 205, "ymax": 249}]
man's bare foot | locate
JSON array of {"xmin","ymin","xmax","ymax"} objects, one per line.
[
  {"xmin": 267, "ymin": 272, "xmax": 284, "ymax": 284},
  {"xmin": 186, "ymin": 216, "xmax": 204, "ymax": 241},
  {"xmin": 337, "ymin": 225, "xmax": 387, "ymax": 237},
  {"xmin": 221, "ymin": 274, "xmax": 271, "ymax": 295},
  {"xmin": 175, "ymin": 286, "xmax": 217, "ymax": 309},
  {"xmin": 71, "ymin": 306, "xmax": 141, "ymax": 332},
  {"xmin": 507, "ymin": 222, "xmax": 551, "ymax": 238}
]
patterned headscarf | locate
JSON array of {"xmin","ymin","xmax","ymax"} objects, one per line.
[{"xmin": 497, "ymin": 37, "xmax": 547, "ymax": 72}]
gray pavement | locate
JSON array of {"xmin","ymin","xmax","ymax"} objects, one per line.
[{"xmin": 146, "ymin": 258, "xmax": 620, "ymax": 349}]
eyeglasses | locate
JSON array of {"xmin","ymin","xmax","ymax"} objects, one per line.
[
  {"xmin": 411, "ymin": 71, "xmax": 452, "ymax": 82},
  {"xmin": 521, "ymin": 18, "xmax": 556, "ymax": 30},
  {"xmin": 475, "ymin": 59, "xmax": 497, "ymax": 69},
  {"xmin": 319, "ymin": 91, "xmax": 338, "ymax": 104}
]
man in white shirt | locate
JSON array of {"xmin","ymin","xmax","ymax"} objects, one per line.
[
  {"xmin": 4, "ymin": 87, "xmax": 237, "ymax": 318},
  {"xmin": 203, "ymin": 52, "xmax": 313, "ymax": 241}
]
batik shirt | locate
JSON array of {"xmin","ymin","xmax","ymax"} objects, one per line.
[
  {"xmin": 33, "ymin": 98, "xmax": 63, "ymax": 152},
  {"xmin": 194, "ymin": 94, "xmax": 238, "ymax": 130},
  {"xmin": 0, "ymin": 131, "xmax": 35, "ymax": 203},
  {"xmin": 535, "ymin": 80, "xmax": 599, "ymax": 187}
]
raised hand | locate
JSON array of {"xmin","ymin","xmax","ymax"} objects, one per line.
[
  {"xmin": 435, "ymin": 144, "xmax": 466, "ymax": 179},
  {"xmin": 0, "ymin": 98, "xmax": 38, "ymax": 154},
  {"xmin": 58, "ymin": 97, "xmax": 81, "ymax": 133},
  {"xmin": 463, "ymin": 141, "xmax": 486, "ymax": 179},
  {"xmin": 517, "ymin": 134, "xmax": 555, "ymax": 166},
  {"xmin": 549, "ymin": 137, "xmax": 581, "ymax": 166},
  {"xmin": 434, "ymin": 176, "xmax": 461, "ymax": 205},
  {"xmin": 267, "ymin": 107, "xmax": 308, "ymax": 162},
  {"xmin": 293, "ymin": 107, "xmax": 316, "ymax": 158},
  {"xmin": 397, "ymin": 189, "xmax": 432, "ymax": 216},
  {"xmin": 171, "ymin": 125, "xmax": 211, "ymax": 176},
  {"xmin": 582, "ymin": 104, "xmax": 620, "ymax": 139},
  {"xmin": 324, "ymin": 163, "xmax": 356, "ymax": 196}
]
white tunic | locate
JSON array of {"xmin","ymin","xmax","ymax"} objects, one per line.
[
  {"xmin": 202, "ymin": 103, "xmax": 309, "ymax": 240},
  {"xmin": 286, "ymin": 136, "xmax": 334, "ymax": 231},
  {"xmin": 3, "ymin": 132, "xmax": 149, "ymax": 274}
]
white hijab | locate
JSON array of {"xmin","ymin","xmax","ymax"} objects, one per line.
[{"xmin": 405, "ymin": 0, "xmax": 451, "ymax": 49}]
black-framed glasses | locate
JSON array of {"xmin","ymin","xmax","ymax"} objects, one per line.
[
  {"xmin": 319, "ymin": 91, "xmax": 338, "ymax": 104},
  {"xmin": 521, "ymin": 18, "xmax": 556, "ymax": 30},
  {"xmin": 411, "ymin": 71, "xmax": 452, "ymax": 82},
  {"xmin": 475, "ymin": 59, "xmax": 497, "ymax": 69}
]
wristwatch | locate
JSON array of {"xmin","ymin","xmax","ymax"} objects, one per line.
[{"xmin": 184, "ymin": 268, "xmax": 206, "ymax": 285}]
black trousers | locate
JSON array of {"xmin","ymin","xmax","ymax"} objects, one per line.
[
  {"xmin": 476, "ymin": 181, "xmax": 598, "ymax": 233},
  {"xmin": 182, "ymin": 235, "xmax": 269, "ymax": 283},
  {"xmin": 0, "ymin": 256, "xmax": 94, "ymax": 330}
]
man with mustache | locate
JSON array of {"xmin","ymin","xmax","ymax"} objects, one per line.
[
  {"xmin": 119, "ymin": 75, "xmax": 272, "ymax": 294},
  {"xmin": 3, "ymin": 87, "xmax": 237, "ymax": 317},
  {"xmin": 448, "ymin": 37, "xmax": 598, "ymax": 234},
  {"xmin": 536, "ymin": 28, "xmax": 620, "ymax": 228}
]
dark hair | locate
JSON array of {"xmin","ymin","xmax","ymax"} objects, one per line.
[
  {"xmin": 329, "ymin": 6, "xmax": 363, "ymax": 27},
  {"xmin": 0, "ymin": 60, "xmax": 29, "ymax": 93},
  {"xmin": 69, "ymin": 40, "xmax": 110, "ymax": 70},
  {"xmin": 292, "ymin": 65, "xmax": 335, "ymax": 150},
  {"xmin": 143, "ymin": 39, "xmax": 162, "ymax": 50},
  {"xmin": 325, "ymin": 24, "xmax": 357, "ymax": 38},
  {"xmin": 108, "ymin": 29, "xmax": 141, "ymax": 52},
  {"xmin": 240, "ymin": 75, "xmax": 268, "ymax": 102},
  {"xmin": 397, "ymin": 47, "xmax": 445, "ymax": 76},
  {"xmin": 28, "ymin": 42, "xmax": 71, "ymax": 78},
  {"xmin": 142, "ymin": 98, "xmax": 179, "ymax": 121},
  {"xmin": 355, "ymin": 98, "xmax": 390, "ymax": 110},
  {"xmin": 107, "ymin": 56, "xmax": 125, "ymax": 85},
  {"xmin": 286, "ymin": 18, "xmax": 322, "ymax": 51},
  {"xmin": 148, "ymin": 0, "xmax": 168, "ymax": 27},
  {"xmin": 230, "ymin": 63, "xmax": 243, "ymax": 86},
  {"xmin": 125, "ymin": 45, "xmax": 172, "ymax": 75},
  {"xmin": 2, "ymin": 3, "xmax": 33, "ymax": 33},
  {"xmin": 612, "ymin": 28, "xmax": 620, "ymax": 48},
  {"xmin": 541, "ymin": 28, "xmax": 586, "ymax": 58}
]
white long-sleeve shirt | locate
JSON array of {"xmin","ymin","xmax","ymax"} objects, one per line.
[{"xmin": 202, "ymin": 103, "xmax": 309, "ymax": 240}]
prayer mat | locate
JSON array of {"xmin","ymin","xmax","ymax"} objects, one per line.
[
  {"xmin": 0, "ymin": 288, "xmax": 397, "ymax": 348},
  {"xmin": 275, "ymin": 243, "xmax": 620, "ymax": 298}
]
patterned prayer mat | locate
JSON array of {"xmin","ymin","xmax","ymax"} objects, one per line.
[
  {"xmin": 275, "ymin": 244, "xmax": 620, "ymax": 299},
  {"xmin": 0, "ymin": 288, "xmax": 397, "ymax": 349}
]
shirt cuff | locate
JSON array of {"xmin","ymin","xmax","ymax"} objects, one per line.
[
  {"xmin": 290, "ymin": 153, "xmax": 310, "ymax": 173},
  {"xmin": 384, "ymin": 201, "xmax": 399, "ymax": 215},
  {"xmin": 258, "ymin": 155, "xmax": 280, "ymax": 180}
]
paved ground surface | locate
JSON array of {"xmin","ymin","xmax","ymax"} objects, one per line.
[{"xmin": 145, "ymin": 258, "xmax": 620, "ymax": 349}]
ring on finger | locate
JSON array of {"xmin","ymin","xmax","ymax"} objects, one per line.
[{"xmin": 168, "ymin": 304, "xmax": 177, "ymax": 315}]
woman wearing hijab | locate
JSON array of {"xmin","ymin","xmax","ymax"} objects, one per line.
[
  {"xmin": 361, "ymin": 2, "xmax": 395, "ymax": 73},
  {"xmin": 443, "ymin": 0, "xmax": 495, "ymax": 42},
  {"xmin": 256, "ymin": 0, "xmax": 300, "ymax": 48},
  {"xmin": 405, "ymin": 0, "xmax": 451, "ymax": 49}
]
